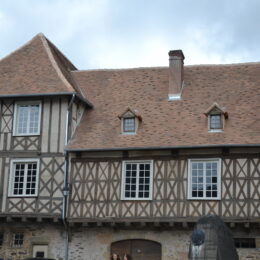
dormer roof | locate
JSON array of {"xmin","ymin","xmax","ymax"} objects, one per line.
[
  {"xmin": 118, "ymin": 108, "xmax": 142, "ymax": 121},
  {"xmin": 204, "ymin": 103, "xmax": 228, "ymax": 119}
]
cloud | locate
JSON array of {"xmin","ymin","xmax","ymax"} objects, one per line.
[{"xmin": 0, "ymin": 0, "xmax": 260, "ymax": 68}]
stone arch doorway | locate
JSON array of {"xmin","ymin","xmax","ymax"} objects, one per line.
[{"xmin": 111, "ymin": 239, "xmax": 161, "ymax": 260}]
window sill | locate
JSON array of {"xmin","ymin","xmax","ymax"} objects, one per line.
[
  {"xmin": 121, "ymin": 132, "xmax": 137, "ymax": 135},
  {"xmin": 187, "ymin": 197, "xmax": 221, "ymax": 201},
  {"xmin": 8, "ymin": 195, "xmax": 38, "ymax": 198},
  {"xmin": 208, "ymin": 129, "xmax": 223, "ymax": 133},
  {"xmin": 121, "ymin": 198, "xmax": 153, "ymax": 201},
  {"xmin": 12, "ymin": 133, "xmax": 40, "ymax": 137}
]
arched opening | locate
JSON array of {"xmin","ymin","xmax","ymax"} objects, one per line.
[{"xmin": 111, "ymin": 239, "xmax": 161, "ymax": 260}]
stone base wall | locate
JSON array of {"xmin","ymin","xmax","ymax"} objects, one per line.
[
  {"xmin": 1, "ymin": 224, "xmax": 259, "ymax": 260},
  {"xmin": 0, "ymin": 223, "xmax": 66, "ymax": 260},
  {"xmin": 237, "ymin": 248, "xmax": 260, "ymax": 260},
  {"xmin": 68, "ymin": 227, "xmax": 260, "ymax": 260},
  {"xmin": 69, "ymin": 227, "xmax": 191, "ymax": 260}
]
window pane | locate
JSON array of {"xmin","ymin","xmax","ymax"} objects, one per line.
[
  {"xmin": 12, "ymin": 233, "xmax": 24, "ymax": 247},
  {"xmin": 16, "ymin": 104, "xmax": 40, "ymax": 134},
  {"xmin": 123, "ymin": 162, "xmax": 151, "ymax": 199},
  {"xmin": 123, "ymin": 118, "xmax": 135, "ymax": 132},
  {"xmin": 212, "ymin": 191, "xmax": 217, "ymax": 197},
  {"xmin": 17, "ymin": 106, "xmax": 29, "ymax": 134},
  {"xmin": 190, "ymin": 160, "xmax": 219, "ymax": 199},
  {"xmin": 234, "ymin": 238, "xmax": 256, "ymax": 248},
  {"xmin": 13, "ymin": 163, "xmax": 25, "ymax": 195},
  {"xmin": 124, "ymin": 163, "xmax": 137, "ymax": 198},
  {"xmin": 12, "ymin": 162, "xmax": 38, "ymax": 196},
  {"xmin": 210, "ymin": 114, "xmax": 222, "ymax": 129},
  {"xmin": 29, "ymin": 105, "xmax": 40, "ymax": 133},
  {"xmin": 26, "ymin": 163, "xmax": 37, "ymax": 195}
]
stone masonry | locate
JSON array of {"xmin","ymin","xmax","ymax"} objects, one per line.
[
  {"xmin": 68, "ymin": 227, "xmax": 260, "ymax": 260},
  {"xmin": 0, "ymin": 223, "xmax": 65, "ymax": 260}
]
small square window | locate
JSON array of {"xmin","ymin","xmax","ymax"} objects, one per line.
[
  {"xmin": 12, "ymin": 233, "xmax": 24, "ymax": 247},
  {"xmin": 210, "ymin": 114, "xmax": 222, "ymax": 129},
  {"xmin": 123, "ymin": 117, "xmax": 136, "ymax": 133},
  {"xmin": 14, "ymin": 102, "xmax": 41, "ymax": 136},
  {"xmin": 0, "ymin": 233, "xmax": 4, "ymax": 246},
  {"xmin": 234, "ymin": 238, "xmax": 256, "ymax": 248}
]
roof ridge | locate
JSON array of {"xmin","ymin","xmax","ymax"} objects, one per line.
[
  {"xmin": 186, "ymin": 61, "xmax": 260, "ymax": 67},
  {"xmin": 72, "ymin": 66, "xmax": 168, "ymax": 72},
  {"xmin": 39, "ymin": 33, "xmax": 75, "ymax": 92},
  {"xmin": 72, "ymin": 61, "xmax": 260, "ymax": 73}
]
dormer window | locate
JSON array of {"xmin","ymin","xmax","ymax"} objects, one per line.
[
  {"xmin": 123, "ymin": 117, "xmax": 135, "ymax": 133},
  {"xmin": 118, "ymin": 108, "xmax": 142, "ymax": 135},
  {"xmin": 210, "ymin": 114, "xmax": 222, "ymax": 130},
  {"xmin": 204, "ymin": 103, "xmax": 228, "ymax": 132}
]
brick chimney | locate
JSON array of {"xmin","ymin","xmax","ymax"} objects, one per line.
[{"xmin": 168, "ymin": 50, "xmax": 185, "ymax": 100}]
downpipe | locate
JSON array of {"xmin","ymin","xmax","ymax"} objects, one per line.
[{"xmin": 62, "ymin": 94, "xmax": 75, "ymax": 260}]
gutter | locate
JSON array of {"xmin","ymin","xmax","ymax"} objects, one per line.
[
  {"xmin": 62, "ymin": 93, "xmax": 76, "ymax": 260},
  {"xmin": 65, "ymin": 143, "xmax": 260, "ymax": 152}
]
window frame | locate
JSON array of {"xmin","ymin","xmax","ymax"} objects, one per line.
[
  {"xmin": 121, "ymin": 160, "xmax": 153, "ymax": 200},
  {"xmin": 188, "ymin": 158, "xmax": 221, "ymax": 200},
  {"xmin": 12, "ymin": 233, "xmax": 24, "ymax": 248},
  {"xmin": 123, "ymin": 117, "xmax": 136, "ymax": 133},
  {"xmin": 208, "ymin": 113, "xmax": 224, "ymax": 132},
  {"xmin": 8, "ymin": 159, "xmax": 40, "ymax": 197},
  {"xmin": 13, "ymin": 101, "xmax": 42, "ymax": 136},
  {"xmin": 234, "ymin": 238, "xmax": 256, "ymax": 248},
  {"xmin": 121, "ymin": 117, "xmax": 137, "ymax": 135}
]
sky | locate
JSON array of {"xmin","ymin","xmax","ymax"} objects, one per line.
[{"xmin": 0, "ymin": 0, "xmax": 260, "ymax": 69}]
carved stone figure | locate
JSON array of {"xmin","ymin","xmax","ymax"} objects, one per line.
[{"xmin": 189, "ymin": 215, "xmax": 238, "ymax": 260}]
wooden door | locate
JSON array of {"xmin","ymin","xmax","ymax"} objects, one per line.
[{"xmin": 111, "ymin": 239, "xmax": 161, "ymax": 260}]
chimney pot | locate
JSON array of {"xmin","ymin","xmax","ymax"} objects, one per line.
[
  {"xmin": 168, "ymin": 50, "xmax": 185, "ymax": 60},
  {"xmin": 168, "ymin": 49, "xmax": 185, "ymax": 100}
]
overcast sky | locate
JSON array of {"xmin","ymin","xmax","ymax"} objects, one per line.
[{"xmin": 0, "ymin": 0, "xmax": 259, "ymax": 69}]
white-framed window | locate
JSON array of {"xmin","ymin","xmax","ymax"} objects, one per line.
[
  {"xmin": 121, "ymin": 160, "xmax": 153, "ymax": 200},
  {"xmin": 12, "ymin": 233, "xmax": 24, "ymax": 247},
  {"xmin": 13, "ymin": 101, "xmax": 41, "ymax": 136},
  {"xmin": 210, "ymin": 114, "xmax": 222, "ymax": 129},
  {"xmin": 209, "ymin": 114, "xmax": 223, "ymax": 131},
  {"xmin": 188, "ymin": 159, "xmax": 221, "ymax": 200},
  {"xmin": 9, "ymin": 159, "xmax": 40, "ymax": 197},
  {"xmin": 119, "ymin": 108, "xmax": 142, "ymax": 135},
  {"xmin": 123, "ymin": 117, "xmax": 136, "ymax": 133}
]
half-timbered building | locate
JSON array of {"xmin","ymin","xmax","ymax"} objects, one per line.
[
  {"xmin": 0, "ymin": 34, "xmax": 259, "ymax": 260},
  {"xmin": 0, "ymin": 34, "xmax": 91, "ymax": 260}
]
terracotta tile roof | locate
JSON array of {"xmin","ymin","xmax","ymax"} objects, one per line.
[
  {"xmin": 68, "ymin": 63, "xmax": 260, "ymax": 150},
  {"xmin": 0, "ymin": 33, "xmax": 87, "ymax": 101}
]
